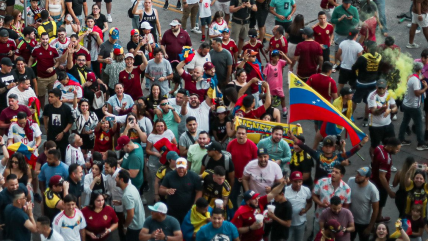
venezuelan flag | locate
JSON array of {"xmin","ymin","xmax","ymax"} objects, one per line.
[
  {"xmin": 7, "ymin": 142, "xmax": 38, "ymax": 170},
  {"xmin": 288, "ymin": 72, "xmax": 366, "ymax": 146},
  {"xmin": 181, "ymin": 205, "xmax": 212, "ymax": 241}
]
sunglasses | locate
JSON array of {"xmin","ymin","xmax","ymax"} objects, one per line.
[
  {"xmin": 160, "ymin": 102, "xmax": 169, "ymax": 106},
  {"xmin": 10, "ymin": 161, "xmax": 18, "ymax": 164},
  {"xmin": 248, "ymin": 35, "xmax": 257, "ymax": 38},
  {"xmin": 80, "ymin": 98, "xmax": 89, "ymax": 102},
  {"xmin": 176, "ymin": 160, "xmax": 186, "ymax": 165}
]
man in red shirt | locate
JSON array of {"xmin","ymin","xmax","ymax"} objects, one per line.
[
  {"xmin": 237, "ymin": 80, "xmax": 272, "ymax": 119},
  {"xmin": 29, "ymin": 32, "xmax": 60, "ymax": 107},
  {"xmin": 0, "ymin": 94, "xmax": 32, "ymax": 135},
  {"xmin": 15, "ymin": 27, "xmax": 38, "ymax": 63},
  {"xmin": 221, "ymin": 29, "xmax": 238, "ymax": 65},
  {"xmin": 226, "ymin": 125, "xmax": 258, "ymax": 209},
  {"xmin": 306, "ymin": 62, "xmax": 338, "ymax": 102},
  {"xmin": 0, "ymin": 29, "xmax": 16, "ymax": 62},
  {"xmin": 231, "ymin": 181, "xmax": 286, "ymax": 241},
  {"xmin": 268, "ymin": 25, "xmax": 288, "ymax": 57},
  {"xmin": 160, "ymin": 19, "xmax": 192, "ymax": 62},
  {"xmin": 291, "ymin": 27, "xmax": 323, "ymax": 81},
  {"xmin": 312, "ymin": 11, "xmax": 334, "ymax": 62},
  {"xmin": 370, "ymin": 137, "xmax": 401, "ymax": 223},
  {"xmin": 119, "ymin": 53, "xmax": 148, "ymax": 100},
  {"xmin": 176, "ymin": 60, "xmax": 208, "ymax": 102}
]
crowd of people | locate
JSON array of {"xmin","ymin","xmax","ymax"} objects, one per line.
[{"xmin": 0, "ymin": 0, "xmax": 427, "ymax": 240}]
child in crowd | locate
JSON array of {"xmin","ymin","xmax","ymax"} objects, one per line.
[
  {"xmin": 209, "ymin": 11, "xmax": 227, "ymax": 39},
  {"xmin": 242, "ymin": 28, "xmax": 268, "ymax": 63},
  {"xmin": 221, "ymin": 29, "xmax": 238, "ymax": 65},
  {"xmin": 199, "ymin": 0, "xmax": 213, "ymax": 42},
  {"xmin": 263, "ymin": 50, "xmax": 291, "ymax": 118},
  {"xmin": 408, "ymin": 205, "xmax": 424, "ymax": 241}
]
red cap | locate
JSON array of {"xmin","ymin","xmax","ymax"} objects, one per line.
[
  {"xmin": 87, "ymin": 72, "xmax": 96, "ymax": 82},
  {"xmin": 290, "ymin": 171, "xmax": 303, "ymax": 181},
  {"xmin": 203, "ymin": 62, "xmax": 214, "ymax": 71},
  {"xmin": 130, "ymin": 29, "xmax": 140, "ymax": 36},
  {"xmin": 49, "ymin": 175, "xmax": 64, "ymax": 186},
  {"xmin": 116, "ymin": 136, "xmax": 131, "ymax": 150}
]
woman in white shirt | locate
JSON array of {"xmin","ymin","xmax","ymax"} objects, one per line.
[
  {"xmin": 83, "ymin": 161, "xmax": 108, "ymax": 206},
  {"xmin": 46, "ymin": 0, "xmax": 65, "ymax": 27}
]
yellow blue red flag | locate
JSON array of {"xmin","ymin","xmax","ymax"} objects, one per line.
[{"xmin": 288, "ymin": 72, "xmax": 366, "ymax": 146}]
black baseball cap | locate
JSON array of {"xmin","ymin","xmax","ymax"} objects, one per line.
[
  {"xmin": 300, "ymin": 27, "xmax": 314, "ymax": 37},
  {"xmin": 340, "ymin": 86, "xmax": 355, "ymax": 96},
  {"xmin": 206, "ymin": 141, "xmax": 222, "ymax": 151},
  {"xmin": 257, "ymin": 148, "xmax": 269, "ymax": 156},
  {"xmin": 347, "ymin": 28, "xmax": 359, "ymax": 39},
  {"xmin": 323, "ymin": 135, "xmax": 336, "ymax": 146},
  {"xmin": 0, "ymin": 29, "xmax": 8, "ymax": 37},
  {"xmin": 1, "ymin": 57, "xmax": 13, "ymax": 66}
]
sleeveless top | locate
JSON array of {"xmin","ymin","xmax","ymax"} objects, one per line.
[
  {"xmin": 10, "ymin": 168, "xmax": 29, "ymax": 185},
  {"xmin": 141, "ymin": 9, "xmax": 157, "ymax": 29}
]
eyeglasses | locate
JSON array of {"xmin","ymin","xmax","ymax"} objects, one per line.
[
  {"xmin": 10, "ymin": 161, "xmax": 18, "ymax": 164},
  {"xmin": 160, "ymin": 102, "xmax": 169, "ymax": 106}
]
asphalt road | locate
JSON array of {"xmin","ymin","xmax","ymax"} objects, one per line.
[{"xmin": 20, "ymin": 0, "xmax": 428, "ymax": 240}]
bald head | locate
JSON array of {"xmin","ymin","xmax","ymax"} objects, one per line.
[{"xmin": 192, "ymin": 66, "xmax": 203, "ymax": 80}]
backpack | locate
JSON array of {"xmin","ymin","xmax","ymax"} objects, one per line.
[
  {"xmin": 203, "ymin": 151, "xmax": 232, "ymax": 172},
  {"xmin": 128, "ymin": 0, "xmax": 137, "ymax": 18}
]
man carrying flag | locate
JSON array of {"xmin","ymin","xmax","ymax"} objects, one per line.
[
  {"xmin": 7, "ymin": 111, "xmax": 42, "ymax": 150},
  {"xmin": 53, "ymin": 71, "xmax": 83, "ymax": 108}
]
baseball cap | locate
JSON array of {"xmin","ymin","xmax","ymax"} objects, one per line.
[
  {"xmin": 216, "ymin": 106, "xmax": 227, "ymax": 113},
  {"xmin": 290, "ymin": 171, "xmax": 303, "ymax": 181},
  {"xmin": 166, "ymin": 151, "xmax": 179, "ymax": 161},
  {"xmin": 113, "ymin": 46, "xmax": 124, "ymax": 56},
  {"xmin": 248, "ymin": 28, "xmax": 258, "ymax": 38},
  {"xmin": 243, "ymin": 190, "xmax": 260, "ymax": 201},
  {"xmin": 343, "ymin": 0, "xmax": 352, "ymax": 3},
  {"xmin": 203, "ymin": 62, "xmax": 214, "ymax": 71},
  {"xmin": 130, "ymin": 29, "xmax": 140, "ymax": 36},
  {"xmin": 148, "ymin": 202, "xmax": 168, "ymax": 214},
  {"xmin": 300, "ymin": 27, "xmax": 314, "ymax": 37},
  {"xmin": 220, "ymin": 28, "xmax": 230, "ymax": 34},
  {"xmin": 18, "ymin": 75, "xmax": 29, "ymax": 81},
  {"xmin": 322, "ymin": 135, "xmax": 336, "ymax": 146},
  {"xmin": 50, "ymin": 175, "xmax": 64, "ymax": 186},
  {"xmin": 169, "ymin": 20, "xmax": 180, "ymax": 26},
  {"xmin": 357, "ymin": 166, "xmax": 372, "ymax": 177},
  {"xmin": 109, "ymin": 27, "xmax": 119, "ymax": 40},
  {"xmin": 87, "ymin": 72, "xmax": 96, "ymax": 82},
  {"xmin": 271, "ymin": 50, "xmax": 280, "ymax": 57},
  {"xmin": 125, "ymin": 53, "xmax": 134, "ymax": 59},
  {"xmin": 257, "ymin": 147, "xmax": 268, "ymax": 156},
  {"xmin": 1, "ymin": 57, "xmax": 13, "ymax": 66},
  {"xmin": 325, "ymin": 219, "xmax": 342, "ymax": 234},
  {"xmin": 347, "ymin": 28, "xmax": 359, "ymax": 39},
  {"xmin": 340, "ymin": 86, "xmax": 355, "ymax": 96},
  {"xmin": 0, "ymin": 29, "xmax": 8, "ymax": 37},
  {"xmin": 376, "ymin": 79, "xmax": 387, "ymax": 88},
  {"xmin": 115, "ymin": 136, "xmax": 131, "ymax": 150},
  {"xmin": 176, "ymin": 157, "xmax": 187, "ymax": 168},
  {"xmin": 140, "ymin": 21, "xmax": 153, "ymax": 30},
  {"xmin": 247, "ymin": 49, "xmax": 258, "ymax": 56},
  {"xmin": 206, "ymin": 141, "xmax": 222, "ymax": 151}
]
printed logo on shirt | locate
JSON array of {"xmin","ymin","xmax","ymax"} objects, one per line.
[
  {"xmin": 210, "ymin": 234, "xmax": 231, "ymax": 241},
  {"xmin": 52, "ymin": 114, "xmax": 61, "ymax": 126}
]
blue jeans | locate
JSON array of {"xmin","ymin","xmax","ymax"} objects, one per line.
[
  {"xmin": 230, "ymin": 177, "xmax": 243, "ymax": 212},
  {"xmin": 399, "ymin": 104, "xmax": 425, "ymax": 146},
  {"xmin": 289, "ymin": 222, "xmax": 306, "ymax": 241},
  {"xmin": 373, "ymin": 0, "xmax": 388, "ymax": 33}
]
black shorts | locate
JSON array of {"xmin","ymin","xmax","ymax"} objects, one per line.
[
  {"xmin": 369, "ymin": 123, "xmax": 395, "ymax": 148},
  {"xmin": 338, "ymin": 68, "xmax": 356, "ymax": 87},
  {"xmin": 94, "ymin": 0, "xmax": 112, "ymax": 3},
  {"xmin": 275, "ymin": 21, "xmax": 292, "ymax": 32},
  {"xmin": 255, "ymin": 6, "xmax": 269, "ymax": 27},
  {"xmin": 352, "ymin": 85, "xmax": 376, "ymax": 104},
  {"xmin": 6, "ymin": 0, "xmax": 14, "ymax": 6},
  {"xmin": 424, "ymin": 97, "xmax": 428, "ymax": 112},
  {"xmin": 378, "ymin": 186, "xmax": 388, "ymax": 207}
]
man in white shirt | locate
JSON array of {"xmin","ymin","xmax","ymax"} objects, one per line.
[
  {"xmin": 6, "ymin": 76, "xmax": 37, "ymax": 106},
  {"xmin": 7, "ymin": 111, "xmax": 41, "ymax": 149},
  {"xmin": 50, "ymin": 27, "xmax": 71, "ymax": 69},
  {"xmin": 185, "ymin": 43, "xmax": 211, "ymax": 73},
  {"xmin": 37, "ymin": 216, "xmax": 65, "ymax": 241},
  {"xmin": 52, "ymin": 194, "xmax": 86, "ymax": 241},
  {"xmin": 65, "ymin": 133, "xmax": 85, "ymax": 166},
  {"xmin": 181, "ymin": 93, "xmax": 213, "ymax": 132},
  {"xmin": 242, "ymin": 147, "xmax": 283, "ymax": 196},
  {"xmin": 367, "ymin": 79, "xmax": 398, "ymax": 157}
]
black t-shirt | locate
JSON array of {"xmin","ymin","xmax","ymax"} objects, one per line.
[
  {"xmin": 65, "ymin": 0, "xmax": 86, "ymax": 16},
  {"xmin": 230, "ymin": 0, "xmax": 255, "ymax": 20},
  {"xmin": 203, "ymin": 154, "xmax": 235, "ymax": 173},
  {"xmin": 94, "ymin": 14, "xmax": 107, "ymax": 31},
  {"xmin": 67, "ymin": 177, "xmax": 83, "ymax": 206},
  {"xmin": 12, "ymin": 67, "xmax": 36, "ymax": 91},
  {"xmin": 126, "ymin": 40, "xmax": 143, "ymax": 66},
  {"xmin": 161, "ymin": 171, "xmax": 203, "ymax": 210},
  {"xmin": 83, "ymin": 82, "xmax": 107, "ymax": 110},
  {"xmin": 43, "ymin": 103, "xmax": 74, "ymax": 140},
  {"xmin": 271, "ymin": 200, "xmax": 292, "ymax": 240},
  {"xmin": 289, "ymin": 150, "xmax": 314, "ymax": 188},
  {"xmin": 0, "ymin": 71, "xmax": 17, "ymax": 110},
  {"xmin": 67, "ymin": 65, "xmax": 91, "ymax": 84},
  {"xmin": 210, "ymin": 118, "xmax": 230, "ymax": 141},
  {"xmin": 286, "ymin": 26, "xmax": 304, "ymax": 44},
  {"xmin": 0, "ymin": 28, "xmax": 19, "ymax": 41}
]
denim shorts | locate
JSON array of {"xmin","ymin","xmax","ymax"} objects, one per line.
[{"xmin": 200, "ymin": 16, "xmax": 211, "ymax": 26}]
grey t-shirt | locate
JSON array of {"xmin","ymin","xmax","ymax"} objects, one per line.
[
  {"xmin": 142, "ymin": 215, "xmax": 181, "ymax": 241},
  {"xmin": 179, "ymin": 131, "xmax": 199, "ymax": 149},
  {"xmin": 145, "ymin": 59, "xmax": 173, "ymax": 96},
  {"xmin": 209, "ymin": 49, "xmax": 232, "ymax": 86},
  {"xmin": 123, "ymin": 184, "xmax": 146, "ymax": 230},
  {"xmin": 347, "ymin": 177, "xmax": 379, "ymax": 225},
  {"xmin": 99, "ymin": 39, "xmax": 123, "ymax": 69},
  {"xmin": 403, "ymin": 75, "xmax": 422, "ymax": 108}
]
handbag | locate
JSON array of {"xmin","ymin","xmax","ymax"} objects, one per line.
[{"xmin": 128, "ymin": 0, "xmax": 138, "ymax": 18}]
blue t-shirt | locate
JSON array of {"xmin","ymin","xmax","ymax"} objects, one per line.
[
  {"xmin": 0, "ymin": 184, "xmax": 28, "ymax": 224},
  {"xmin": 196, "ymin": 221, "xmax": 239, "ymax": 241},
  {"xmin": 4, "ymin": 204, "xmax": 31, "ymax": 241},
  {"xmin": 106, "ymin": 94, "xmax": 134, "ymax": 115},
  {"xmin": 38, "ymin": 162, "xmax": 69, "ymax": 185}
]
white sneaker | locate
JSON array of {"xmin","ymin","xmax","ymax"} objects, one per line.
[
  {"xmin": 191, "ymin": 27, "xmax": 202, "ymax": 34},
  {"xmin": 392, "ymin": 115, "xmax": 397, "ymax": 120},
  {"xmin": 107, "ymin": 14, "xmax": 112, "ymax": 23},
  {"xmin": 406, "ymin": 43, "xmax": 420, "ymax": 49},
  {"xmin": 195, "ymin": 23, "xmax": 199, "ymax": 30},
  {"xmin": 407, "ymin": 23, "xmax": 411, "ymax": 28},
  {"xmin": 391, "ymin": 166, "xmax": 397, "ymax": 172}
]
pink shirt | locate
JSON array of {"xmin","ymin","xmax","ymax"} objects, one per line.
[
  {"xmin": 263, "ymin": 59, "xmax": 287, "ymax": 97},
  {"xmin": 243, "ymin": 159, "xmax": 283, "ymax": 195}
]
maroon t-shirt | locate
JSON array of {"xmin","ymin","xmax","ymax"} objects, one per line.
[
  {"xmin": 181, "ymin": 72, "xmax": 207, "ymax": 102},
  {"xmin": 0, "ymin": 39, "xmax": 16, "ymax": 62},
  {"xmin": 31, "ymin": 45, "xmax": 59, "ymax": 78},
  {"xmin": 306, "ymin": 73, "xmax": 337, "ymax": 102},
  {"xmin": 119, "ymin": 67, "xmax": 144, "ymax": 100},
  {"xmin": 81, "ymin": 206, "xmax": 118, "ymax": 241},
  {"xmin": 370, "ymin": 145, "xmax": 392, "ymax": 188},
  {"xmin": 15, "ymin": 39, "xmax": 37, "ymax": 63},
  {"xmin": 63, "ymin": 46, "xmax": 91, "ymax": 65},
  {"xmin": 294, "ymin": 40, "xmax": 323, "ymax": 78},
  {"xmin": 0, "ymin": 105, "xmax": 32, "ymax": 132},
  {"xmin": 37, "ymin": 152, "xmax": 47, "ymax": 166},
  {"xmin": 313, "ymin": 23, "xmax": 334, "ymax": 47},
  {"xmin": 160, "ymin": 29, "xmax": 192, "ymax": 62}
]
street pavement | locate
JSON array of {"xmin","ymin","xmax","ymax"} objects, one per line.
[{"xmin": 19, "ymin": 0, "xmax": 428, "ymax": 240}]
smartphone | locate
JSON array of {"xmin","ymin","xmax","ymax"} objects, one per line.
[
  {"xmin": 186, "ymin": 90, "xmax": 190, "ymax": 96},
  {"xmin": 258, "ymin": 81, "xmax": 263, "ymax": 85},
  {"xmin": 84, "ymin": 126, "xmax": 90, "ymax": 132},
  {"xmin": 106, "ymin": 117, "xmax": 115, "ymax": 121},
  {"xmin": 418, "ymin": 164, "xmax": 425, "ymax": 169}
]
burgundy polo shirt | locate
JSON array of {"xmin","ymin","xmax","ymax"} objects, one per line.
[
  {"xmin": 0, "ymin": 39, "xmax": 16, "ymax": 62},
  {"xmin": 181, "ymin": 72, "xmax": 207, "ymax": 102},
  {"xmin": 160, "ymin": 29, "xmax": 192, "ymax": 62},
  {"xmin": 31, "ymin": 45, "xmax": 59, "ymax": 78}
]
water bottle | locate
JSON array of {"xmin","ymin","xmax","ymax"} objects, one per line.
[{"xmin": 86, "ymin": 151, "xmax": 92, "ymax": 163}]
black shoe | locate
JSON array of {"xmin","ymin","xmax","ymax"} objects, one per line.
[
  {"xmin": 401, "ymin": 140, "xmax": 412, "ymax": 145},
  {"xmin": 163, "ymin": 1, "xmax": 169, "ymax": 10},
  {"xmin": 34, "ymin": 193, "xmax": 42, "ymax": 203},
  {"xmin": 425, "ymin": 130, "xmax": 428, "ymax": 141},
  {"xmin": 176, "ymin": 1, "xmax": 181, "ymax": 9},
  {"xmin": 406, "ymin": 126, "xmax": 411, "ymax": 136}
]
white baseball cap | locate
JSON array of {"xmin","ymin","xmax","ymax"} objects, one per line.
[
  {"xmin": 148, "ymin": 202, "xmax": 168, "ymax": 214},
  {"xmin": 140, "ymin": 21, "xmax": 153, "ymax": 30},
  {"xmin": 176, "ymin": 157, "xmax": 187, "ymax": 168},
  {"xmin": 125, "ymin": 53, "xmax": 134, "ymax": 59}
]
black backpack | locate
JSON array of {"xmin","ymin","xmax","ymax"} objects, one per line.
[{"xmin": 128, "ymin": 0, "xmax": 137, "ymax": 18}]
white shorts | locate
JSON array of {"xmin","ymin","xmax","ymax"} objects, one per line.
[
  {"xmin": 412, "ymin": 12, "xmax": 428, "ymax": 28},
  {"xmin": 215, "ymin": 1, "xmax": 230, "ymax": 14}
]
